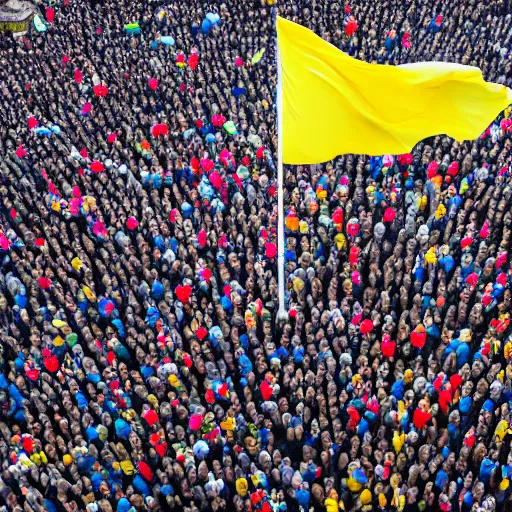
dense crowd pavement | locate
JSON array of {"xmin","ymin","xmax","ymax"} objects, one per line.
[{"xmin": 1, "ymin": 0, "xmax": 512, "ymax": 511}]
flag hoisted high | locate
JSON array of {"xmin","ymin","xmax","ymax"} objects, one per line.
[{"xmin": 276, "ymin": 16, "xmax": 512, "ymax": 165}]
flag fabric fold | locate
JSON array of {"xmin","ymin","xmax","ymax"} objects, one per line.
[{"xmin": 277, "ymin": 16, "xmax": 512, "ymax": 165}]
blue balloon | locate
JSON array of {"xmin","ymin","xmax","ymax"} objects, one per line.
[
  {"xmin": 427, "ymin": 324, "xmax": 440, "ymax": 338},
  {"xmin": 415, "ymin": 265, "xmax": 424, "ymax": 282},
  {"xmin": 133, "ymin": 475, "xmax": 150, "ymax": 496},
  {"xmin": 482, "ymin": 399, "xmax": 495, "ymax": 412},
  {"xmin": 400, "ymin": 411, "xmax": 409, "ymax": 429},
  {"xmin": 112, "ymin": 318, "xmax": 125, "ymax": 338},
  {"xmin": 459, "ymin": 396, "xmax": 472, "ymax": 414},
  {"xmin": 151, "ymin": 281, "xmax": 165, "ymax": 300},
  {"xmin": 221, "ymin": 296, "xmax": 233, "ymax": 312},
  {"xmin": 473, "ymin": 351, "xmax": 485, "ymax": 362},
  {"xmin": 15, "ymin": 294, "xmax": 27, "ymax": 308},
  {"xmin": 153, "ymin": 235, "xmax": 165, "ymax": 250},
  {"xmin": 160, "ymin": 36, "xmax": 175, "ymax": 45},
  {"xmin": 44, "ymin": 500, "xmax": 57, "ymax": 512},
  {"xmin": 285, "ymin": 250, "xmax": 296, "ymax": 262},
  {"xmin": 34, "ymin": 127, "xmax": 52, "ymax": 136},
  {"xmin": 113, "ymin": 342, "xmax": 130, "ymax": 361},
  {"xmin": 77, "ymin": 455, "xmax": 95, "ymax": 473},
  {"xmin": 352, "ymin": 468, "xmax": 368, "ymax": 484},
  {"xmin": 447, "ymin": 423, "xmax": 458, "ymax": 436},
  {"xmin": 201, "ymin": 18, "xmax": 212, "ymax": 35},
  {"xmin": 293, "ymin": 345, "xmax": 304, "ymax": 363},
  {"xmin": 117, "ymin": 498, "xmax": 132, "ymax": 512},
  {"xmin": 435, "ymin": 469, "xmax": 448, "ymax": 489},
  {"xmin": 13, "ymin": 410, "xmax": 25, "ymax": 421},
  {"xmin": 206, "ymin": 13, "xmax": 220, "ymax": 25},
  {"xmin": 463, "ymin": 492, "xmax": 473, "ymax": 506},
  {"xmin": 85, "ymin": 426, "xmax": 98, "ymax": 441},
  {"xmin": 450, "ymin": 194, "xmax": 462, "ymax": 207},
  {"xmin": 75, "ymin": 392, "xmax": 88, "ymax": 410},
  {"xmin": 91, "ymin": 472, "xmax": 105, "ymax": 492},
  {"xmin": 460, "ymin": 262, "xmax": 474, "ymax": 279},
  {"xmin": 357, "ymin": 418, "xmax": 370, "ymax": 436},
  {"xmin": 276, "ymin": 347, "xmax": 289, "ymax": 359},
  {"xmin": 492, "ymin": 283, "xmax": 504, "ymax": 298},
  {"xmin": 115, "ymin": 418, "xmax": 131, "ymax": 439},
  {"xmin": 480, "ymin": 458, "xmax": 497, "ymax": 485},
  {"xmin": 209, "ymin": 326, "xmax": 223, "ymax": 343},
  {"xmin": 87, "ymin": 373, "xmax": 101, "ymax": 384},
  {"xmin": 14, "ymin": 357, "xmax": 24, "ymax": 372},
  {"xmin": 364, "ymin": 411, "xmax": 377, "ymax": 423},
  {"xmin": 239, "ymin": 354, "xmax": 252, "ymax": 376},
  {"xmin": 455, "ymin": 343, "xmax": 470, "ymax": 368},
  {"xmin": 181, "ymin": 202, "xmax": 193, "ymax": 217},
  {"xmin": 160, "ymin": 484, "xmax": 174, "ymax": 496},
  {"xmin": 233, "ymin": 86, "xmax": 247, "ymax": 98},
  {"xmin": 349, "ymin": 399, "xmax": 366, "ymax": 411},
  {"xmin": 145, "ymin": 306, "xmax": 160, "ymax": 327},
  {"xmin": 444, "ymin": 339, "xmax": 460, "ymax": 358},
  {"xmin": 259, "ymin": 428, "xmax": 269, "ymax": 445},
  {"xmin": 391, "ymin": 379, "xmax": 404, "ymax": 400},
  {"xmin": 440, "ymin": 255, "xmax": 455, "ymax": 274},
  {"xmin": 296, "ymin": 489, "xmax": 310, "ymax": 508},
  {"xmin": 141, "ymin": 365, "xmax": 154, "ymax": 379}
]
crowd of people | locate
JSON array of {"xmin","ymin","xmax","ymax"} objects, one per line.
[{"xmin": 0, "ymin": 0, "xmax": 512, "ymax": 511}]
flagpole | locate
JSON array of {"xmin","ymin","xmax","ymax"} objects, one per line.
[{"xmin": 276, "ymin": 41, "xmax": 288, "ymax": 322}]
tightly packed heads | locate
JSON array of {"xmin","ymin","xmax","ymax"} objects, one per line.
[{"xmin": 0, "ymin": 1, "xmax": 512, "ymax": 512}]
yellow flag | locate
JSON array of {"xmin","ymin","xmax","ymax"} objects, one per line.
[{"xmin": 277, "ymin": 16, "xmax": 512, "ymax": 165}]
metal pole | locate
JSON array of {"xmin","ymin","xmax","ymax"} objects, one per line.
[{"xmin": 276, "ymin": 42, "xmax": 288, "ymax": 322}]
